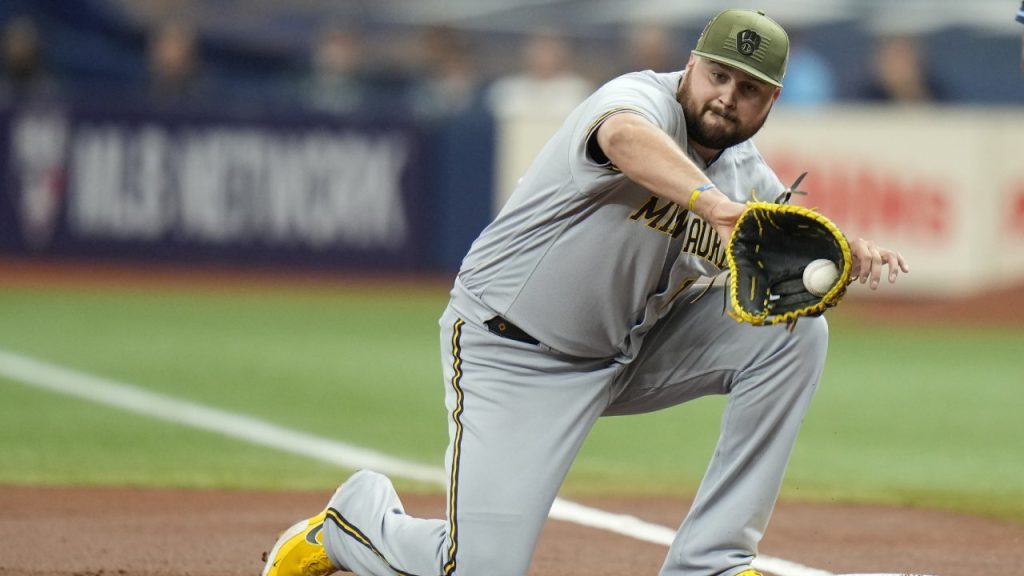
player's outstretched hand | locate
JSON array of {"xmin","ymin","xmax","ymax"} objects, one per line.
[{"xmin": 848, "ymin": 238, "xmax": 909, "ymax": 289}]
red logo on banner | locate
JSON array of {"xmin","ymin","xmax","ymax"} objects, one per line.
[{"xmin": 769, "ymin": 153, "xmax": 950, "ymax": 240}]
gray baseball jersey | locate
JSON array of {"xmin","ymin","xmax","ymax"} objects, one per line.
[
  {"xmin": 316, "ymin": 70, "xmax": 825, "ymax": 576},
  {"xmin": 459, "ymin": 70, "xmax": 784, "ymax": 359}
]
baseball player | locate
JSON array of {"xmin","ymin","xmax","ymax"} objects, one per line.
[{"xmin": 263, "ymin": 9, "xmax": 908, "ymax": 576}]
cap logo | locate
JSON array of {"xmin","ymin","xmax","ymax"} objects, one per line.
[{"xmin": 736, "ymin": 29, "xmax": 762, "ymax": 56}]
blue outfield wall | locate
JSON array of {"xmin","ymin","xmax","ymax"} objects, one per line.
[
  {"xmin": 425, "ymin": 110, "xmax": 496, "ymax": 272},
  {"xmin": 0, "ymin": 101, "xmax": 495, "ymax": 273}
]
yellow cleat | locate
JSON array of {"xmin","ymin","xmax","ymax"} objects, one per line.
[
  {"xmin": 735, "ymin": 570, "xmax": 763, "ymax": 576},
  {"xmin": 261, "ymin": 510, "xmax": 338, "ymax": 576}
]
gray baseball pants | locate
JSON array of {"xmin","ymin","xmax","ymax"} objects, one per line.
[{"xmin": 321, "ymin": 285, "xmax": 828, "ymax": 576}]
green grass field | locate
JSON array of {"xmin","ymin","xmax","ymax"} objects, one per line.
[{"xmin": 1, "ymin": 281, "xmax": 1021, "ymax": 523}]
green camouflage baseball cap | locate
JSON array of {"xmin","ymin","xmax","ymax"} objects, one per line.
[{"xmin": 691, "ymin": 9, "xmax": 789, "ymax": 87}]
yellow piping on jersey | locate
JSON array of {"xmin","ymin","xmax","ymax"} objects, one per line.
[
  {"xmin": 583, "ymin": 106, "xmax": 654, "ymax": 170},
  {"xmin": 325, "ymin": 508, "xmax": 416, "ymax": 576},
  {"xmin": 443, "ymin": 319, "xmax": 466, "ymax": 576}
]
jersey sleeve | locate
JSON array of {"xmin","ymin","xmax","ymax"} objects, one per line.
[{"xmin": 569, "ymin": 72, "xmax": 684, "ymax": 188}]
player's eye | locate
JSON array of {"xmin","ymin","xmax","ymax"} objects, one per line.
[{"xmin": 741, "ymin": 83, "xmax": 761, "ymax": 96}]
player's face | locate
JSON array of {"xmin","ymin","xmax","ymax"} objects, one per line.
[{"xmin": 678, "ymin": 55, "xmax": 780, "ymax": 151}]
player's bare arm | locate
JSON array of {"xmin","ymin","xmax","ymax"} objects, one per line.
[{"xmin": 595, "ymin": 112, "xmax": 745, "ymax": 241}]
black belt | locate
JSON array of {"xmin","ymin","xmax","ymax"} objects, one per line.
[{"xmin": 485, "ymin": 316, "xmax": 540, "ymax": 345}]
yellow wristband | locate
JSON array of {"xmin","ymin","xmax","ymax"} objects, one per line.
[{"xmin": 689, "ymin": 183, "xmax": 717, "ymax": 212}]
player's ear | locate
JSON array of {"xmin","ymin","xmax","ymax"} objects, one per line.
[
  {"xmin": 685, "ymin": 53, "xmax": 697, "ymax": 70},
  {"xmin": 771, "ymin": 86, "xmax": 781, "ymax": 103}
]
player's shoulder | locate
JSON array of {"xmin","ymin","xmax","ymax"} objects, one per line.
[
  {"xmin": 587, "ymin": 70, "xmax": 683, "ymax": 124},
  {"xmin": 723, "ymin": 139, "xmax": 785, "ymax": 197},
  {"xmin": 600, "ymin": 70, "xmax": 681, "ymax": 95}
]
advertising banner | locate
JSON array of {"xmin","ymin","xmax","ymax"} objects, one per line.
[
  {"xmin": 757, "ymin": 107, "xmax": 1018, "ymax": 297},
  {"xmin": 1, "ymin": 104, "xmax": 430, "ymax": 271}
]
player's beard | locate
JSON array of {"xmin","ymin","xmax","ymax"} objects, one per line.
[{"xmin": 678, "ymin": 70, "xmax": 769, "ymax": 151}]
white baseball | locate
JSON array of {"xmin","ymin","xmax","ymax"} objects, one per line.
[{"xmin": 803, "ymin": 259, "xmax": 839, "ymax": 296}]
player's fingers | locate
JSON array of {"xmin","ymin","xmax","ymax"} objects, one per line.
[
  {"xmin": 866, "ymin": 245, "xmax": 883, "ymax": 288},
  {"xmin": 851, "ymin": 240, "xmax": 905, "ymax": 288},
  {"xmin": 854, "ymin": 240, "xmax": 870, "ymax": 284},
  {"xmin": 882, "ymin": 250, "xmax": 902, "ymax": 283},
  {"xmin": 852, "ymin": 238, "xmax": 871, "ymax": 284},
  {"xmin": 897, "ymin": 252, "xmax": 910, "ymax": 274},
  {"xmin": 847, "ymin": 259, "xmax": 860, "ymax": 284}
]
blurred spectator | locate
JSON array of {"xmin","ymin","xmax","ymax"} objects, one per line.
[
  {"xmin": 859, "ymin": 34, "xmax": 948, "ymax": 103},
  {"xmin": 409, "ymin": 26, "xmax": 483, "ymax": 119},
  {"xmin": 624, "ymin": 23, "xmax": 679, "ymax": 74},
  {"xmin": 776, "ymin": 34, "xmax": 837, "ymax": 107},
  {"xmin": 486, "ymin": 28, "xmax": 593, "ymax": 118},
  {"xmin": 302, "ymin": 22, "xmax": 369, "ymax": 115},
  {"xmin": 146, "ymin": 18, "xmax": 206, "ymax": 105},
  {"xmin": 0, "ymin": 16, "xmax": 59, "ymax": 103}
]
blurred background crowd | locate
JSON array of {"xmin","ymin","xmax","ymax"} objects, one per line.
[
  {"xmin": 1, "ymin": 0, "xmax": 1023, "ymax": 278},
  {"xmin": 2, "ymin": 0, "xmax": 1022, "ymax": 119}
]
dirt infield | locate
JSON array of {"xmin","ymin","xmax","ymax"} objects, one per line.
[{"xmin": 1, "ymin": 485, "xmax": 1022, "ymax": 576}]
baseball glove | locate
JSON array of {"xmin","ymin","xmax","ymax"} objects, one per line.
[{"xmin": 725, "ymin": 201, "xmax": 852, "ymax": 329}]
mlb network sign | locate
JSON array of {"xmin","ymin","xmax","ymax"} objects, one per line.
[{"xmin": 0, "ymin": 105, "xmax": 427, "ymax": 269}]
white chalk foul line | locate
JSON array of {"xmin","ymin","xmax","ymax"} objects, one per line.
[{"xmin": 0, "ymin": 348, "xmax": 852, "ymax": 576}]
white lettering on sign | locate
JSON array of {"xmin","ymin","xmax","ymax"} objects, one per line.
[{"xmin": 67, "ymin": 124, "xmax": 410, "ymax": 249}]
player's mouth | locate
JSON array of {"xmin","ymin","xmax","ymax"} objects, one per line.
[{"xmin": 706, "ymin": 108, "xmax": 737, "ymax": 123}]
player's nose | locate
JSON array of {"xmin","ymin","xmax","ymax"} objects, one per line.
[{"xmin": 717, "ymin": 84, "xmax": 738, "ymax": 108}]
